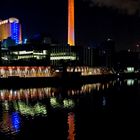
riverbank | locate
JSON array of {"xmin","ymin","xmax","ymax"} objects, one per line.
[
  {"xmin": 0, "ymin": 72, "xmax": 139, "ymax": 88},
  {"xmin": 0, "ymin": 73, "xmax": 115, "ymax": 88}
]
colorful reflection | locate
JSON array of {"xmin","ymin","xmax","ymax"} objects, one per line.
[
  {"xmin": 67, "ymin": 112, "xmax": 75, "ymax": 140},
  {"xmin": 11, "ymin": 112, "xmax": 20, "ymax": 133},
  {"xmin": 0, "ymin": 110, "xmax": 20, "ymax": 134},
  {"xmin": 16, "ymin": 101, "xmax": 47, "ymax": 117},
  {"xmin": 50, "ymin": 97, "xmax": 75, "ymax": 109},
  {"xmin": 0, "ymin": 82, "xmax": 114, "ymax": 101},
  {"xmin": 0, "ymin": 79, "xmax": 138, "ymax": 138},
  {"xmin": 50, "ymin": 97, "xmax": 61, "ymax": 108},
  {"xmin": 63, "ymin": 99, "xmax": 75, "ymax": 109}
]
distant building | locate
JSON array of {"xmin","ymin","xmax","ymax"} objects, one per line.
[
  {"xmin": 78, "ymin": 46, "xmax": 100, "ymax": 67},
  {"xmin": 99, "ymin": 39, "xmax": 115, "ymax": 67},
  {"xmin": 2, "ymin": 37, "xmax": 16, "ymax": 48},
  {"xmin": 1, "ymin": 44, "xmax": 50, "ymax": 65},
  {"xmin": 50, "ymin": 44, "xmax": 77, "ymax": 66},
  {"xmin": 115, "ymin": 50, "xmax": 140, "ymax": 71},
  {"xmin": 27, "ymin": 33, "xmax": 52, "ymax": 45},
  {"xmin": 1, "ymin": 43, "xmax": 77, "ymax": 66},
  {"xmin": 0, "ymin": 17, "xmax": 22, "ymax": 44}
]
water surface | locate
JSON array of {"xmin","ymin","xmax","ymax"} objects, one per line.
[{"xmin": 0, "ymin": 79, "xmax": 140, "ymax": 139}]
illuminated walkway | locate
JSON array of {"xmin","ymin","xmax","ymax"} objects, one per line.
[
  {"xmin": 0, "ymin": 66, "xmax": 114, "ymax": 78},
  {"xmin": 67, "ymin": 66, "xmax": 114, "ymax": 75},
  {"xmin": 0, "ymin": 66, "xmax": 52, "ymax": 78}
]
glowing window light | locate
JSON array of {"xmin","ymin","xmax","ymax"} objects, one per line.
[
  {"xmin": 0, "ymin": 20, "xmax": 8, "ymax": 25},
  {"xmin": 127, "ymin": 79, "xmax": 134, "ymax": 86},
  {"xmin": 102, "ymin": 96, "xmax": 106, "ymax": 106},
  {"xmin": 127, "ymin": 67, "xmax": 134, "ymax": 73},
  {"xmin": 50, "ymin": 56, "xmax": 76, "ymax": 60},
  {"xmin": 11, "ymin": 22, "xmax": 20, "ymax": 44}
]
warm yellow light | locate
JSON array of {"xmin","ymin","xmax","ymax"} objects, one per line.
[
  {"xmin": 67, "ymin": 112, "xmax": 75, "ymax": 140},
  {"xmin": 68, "ymin": 0, "xmax": 75, "ymax": 46}
]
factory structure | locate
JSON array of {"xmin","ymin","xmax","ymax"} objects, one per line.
[
  {"xmin": 0, "ymin": 0, "xmax": 77, "ymax": 66},
  {"xmin": 0, "ymin": 0, "xmax": 134, "ymax": 75}
]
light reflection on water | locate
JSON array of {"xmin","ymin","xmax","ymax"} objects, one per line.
[
  {"xmin": 0, "ymin": 79, "xmax": 139, "ymax": 139},
  {"xmin": 67, "ymin": 112, "xmax": 75, "ymax": 140},
  {"xmin": 50, "ymin": 97, "xmax": 75, "ymax": 109},
  {"xmin": 0, "ymin": 82, "xmax": 114, "ymax": 101},
  {"xmin": 0, "ymin": 110, "xmax": 20, "ymax": 135},
  {"xmin": 16, "ymin": 102, "xmax": 47, "ymax": 117}
]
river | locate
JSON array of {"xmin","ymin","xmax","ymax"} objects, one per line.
[{"xmin": 0, "ymin": 79, "xmax": 140, "ymax": 139}]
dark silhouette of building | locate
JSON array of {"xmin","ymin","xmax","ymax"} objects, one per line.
[{"xmin": 99, "ymin": 39, "xmax": 115, "ymax": 68}]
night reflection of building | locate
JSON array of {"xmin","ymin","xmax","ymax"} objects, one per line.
[
  {"xmin": 0, "ymin": 82, "xmax": 114, "ymax": 101},
  {"xmin": 0, "ymin": 101, "xmax": 20, "ymax": 134},
  {"xmin": 15, "ymin": 102, "xmax": 47, "ymax": 117},
  {"xmin": 67, "ymin": 112, "xmax": 75, "ymax": 140},
  {"xmin": 0, "ymin": 112, "xmax": 12, "ymax": 133},
  {"xmin": 50, "ymin": 97, "xmax": 75, "ymax": 109}
]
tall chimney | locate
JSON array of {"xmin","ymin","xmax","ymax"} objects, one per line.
[{"xmin": 68, "ymin": 0, "xmax": 75, "ymax": 46}]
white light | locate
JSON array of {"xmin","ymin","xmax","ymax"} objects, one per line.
[
  {"xmin": 127, "ymin": 79, "xmax": 134, "ymax": 86},
  {"xmin": 0, "ymin": 20, "xmax": 8, "ymax": 25},
  {"xmin": 127, "ymin": 67, "xmax": 134, "ymax": 73},
  {"xmin": 1, "ymin": 57, "xmax": 8, "ymax": 60},
  {"xmin": 19, "ymin": 51, "xmax": 33, "ymax": 55},
  {"xmin": 56, "ymin": 70, "xmax": 60, "ymax": 72},
  {"xmin": 24, "ymin": 39, "xmax": 27, "ymax": 44},
  {"xmin": 9, "ymin": 18, "xmax": 19, "ymax": 23},
  {"xmin": 50, "ymin": 56, "xmax": 76, "ymax": 60}
]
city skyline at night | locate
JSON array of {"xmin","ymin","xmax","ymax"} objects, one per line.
[
  {"xmin": 0, "ymin": 2, "xmax": 140, "ymax": 140},
  {"xmin": 1, "ymin": 0, "xmax": 140, "ymax": 50}
]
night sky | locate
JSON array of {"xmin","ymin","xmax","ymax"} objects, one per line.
[{"xmin": 1, "ymin": 0, "xmax": 140, "ymax": 50}]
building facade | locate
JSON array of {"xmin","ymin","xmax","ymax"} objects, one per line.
[
  {"xmin": 50, "ymin": 45, "xmax": 77, "ymax": 66},
  {"xmin": 0, "ymin": 18, "xmax": 22, "ymax": 44},
  {"xmin": 1, "ymin": 43, "xmax": 77, "ymax": 66}
]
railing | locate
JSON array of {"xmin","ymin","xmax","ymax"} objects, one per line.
[{"xmin": 0, "ymin": 66, "xmax": 115, "ymax": 78}]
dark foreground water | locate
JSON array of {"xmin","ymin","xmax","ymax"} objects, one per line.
[{"xmin": 0, "ymin": 79, "xmax": 140, "ymax": 140}]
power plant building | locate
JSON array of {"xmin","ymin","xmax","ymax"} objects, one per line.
[{"xmin": 68, "ymin": 0, "xmax": 75, "ymax": 46}]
